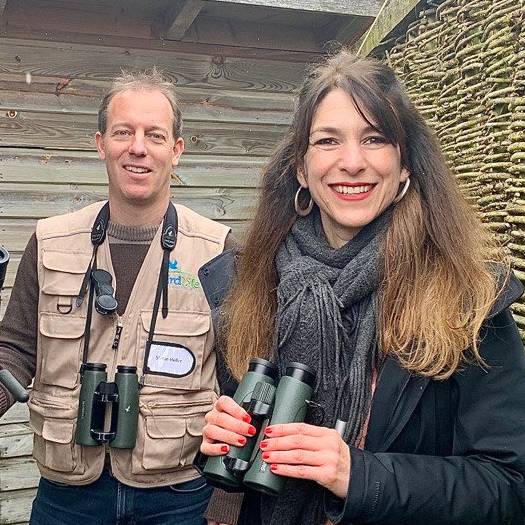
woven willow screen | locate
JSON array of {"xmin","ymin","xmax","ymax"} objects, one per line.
[{"xmin": 384, "ymin": 0, "xmax": 525, "ymax": 337}]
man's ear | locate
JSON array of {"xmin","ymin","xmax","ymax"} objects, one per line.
[
  {"xmin": 95, "ymin": 131, "xmax": 106, "ymax": 161},
  {"xmin": 296, "ymin": 163, "xmax": 308, "ymax": 188},
  {"xmin": 172, "ymin": 137, "xmax": 185, "ymax": 167}
]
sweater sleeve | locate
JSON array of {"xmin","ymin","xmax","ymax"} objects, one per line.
[
  {"xmin": 325, "ymin": 308, "xmax": 525, "ymax": 524},
  {"xmin": 0, "ymin": 234, "xmax": 38, "ymax": 416}
]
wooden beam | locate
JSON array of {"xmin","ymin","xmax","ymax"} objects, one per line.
[
  {"xmin": 153, "ymin": 0, "xmax": 205, "ymax": 40},
  {"xmin": 203, "ymin": 0, "xmax": 383, "ymax": 17},
  {"xmin": 330, "ymin": 15, "xmax": 374, "ymax": 48},
  {"xmin": 357, "ymin": 0, "xmax": 423, "ymax": 56}
]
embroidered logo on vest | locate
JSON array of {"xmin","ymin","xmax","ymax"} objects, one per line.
[{"xmin": 168, "ymin": 260, "xmax": 201, "ymax": 289}]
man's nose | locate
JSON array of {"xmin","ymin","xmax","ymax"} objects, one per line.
[{"xmin": 128, "ymin": 132, "xmax": 147, "ymax": 156}]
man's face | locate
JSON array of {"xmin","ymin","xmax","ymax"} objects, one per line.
[{"xmin": 95, "ymin": 89, "xmax": 184, "ymax": 213}]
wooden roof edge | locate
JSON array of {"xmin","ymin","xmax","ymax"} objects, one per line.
[
  {"xmin": 203, "ymin": 0, "xmax": 383, "ymax": 17},
  {"xmin": 357, "ymin": 0, "xmax": 425, "ymax": 57}
]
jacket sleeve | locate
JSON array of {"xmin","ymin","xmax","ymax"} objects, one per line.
[
  {"xmin": 326, "ymin": 308, "xmax": 525, "ymax": 524},
  {"xmin": 0, "ymin": 234, "xmax": 38, "ymax": 416}
]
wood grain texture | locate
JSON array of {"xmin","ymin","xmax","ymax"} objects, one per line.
[
  {"xmin": 0, "ymin": 184, "xmax": 257, "ymax": 220},
  {"xmin": 0, "ymin": 457, "xmax": 39, "ymax": 491},
  {"xmin": 0, "ymin": 488, "xmax": 36, "ymax": 525},
  {"xmin": 0, "ymin": 38, "xmax": 306, "ymax": 93},
  {"xmin": 0, "ymin": 148, "xmax": 265, "ymax": 188},
  {"xmin": 0, "ymin": 424, "xmax": 33, "ymax": 458},
  {"xmin": 0, "ymin": 402, "xmax": 28, "ymax": 426},
  {"xmin": 165, "ymin": 0, "xmax": 204, "ymax": 40},
  {"xmin": 202, "ymin": 0, "xmax": 382, "ymax": 17},
  {"xmin": 0, "ymin": 111, "xmax": 286, "ymax": 156},
  {"xmin": 358, "ymin": 0, "xmax": 423, "ymax": 56}
]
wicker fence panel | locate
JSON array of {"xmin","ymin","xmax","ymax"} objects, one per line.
[{"xmin": 384, "ymin": 0, "xmax": 525, "ymax": 336}]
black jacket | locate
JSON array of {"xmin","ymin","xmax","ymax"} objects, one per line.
[{"xmin": 199, "ymin": 252, "xmax": 525, "ymax": 524}]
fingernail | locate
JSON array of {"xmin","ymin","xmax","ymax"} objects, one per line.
[
  {"xmin": 260, "ymin": 441, "xmax": 268, "ymax": 449},
  {"xmin": 262, "ymin": 452, "xmax": 270, "ymax": 460},
  {"xmin": 248, "ymin": 425, "xmax": 257, "ymax": 436},
  {"xmin": 242, "ymin": 414, "xmax": 252, "ymax": 423},
  {"xmin": 221, "ymin": 445, "xmax": 229, "ymax": 453},
  {"xmin": 238, "ymin": 437, "xmax": 247, "ymax": 446},
  {"xmin": 265, "ymin": 427, "xmax": 273, "ymax": 435},
  {"xmin": 270, "ymin": 464, "xmax": 278, "ymax": 472}
]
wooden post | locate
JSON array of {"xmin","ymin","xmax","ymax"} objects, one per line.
[{"xmin": 357, "ymin": 0, "xmax": 424, "ymax": 56}]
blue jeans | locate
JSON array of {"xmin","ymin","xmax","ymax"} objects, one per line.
[{"xmin": 29, "ymin": 469, "xmax": 212, "ymax": 525}]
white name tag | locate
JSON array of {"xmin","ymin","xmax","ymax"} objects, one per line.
[{"xmin": 146, "ymin": 342, "xmax": 196, "ymax": 377}]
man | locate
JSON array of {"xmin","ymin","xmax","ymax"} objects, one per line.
[{"xmin": 0, "ymin": 69, "xmax": 232, "ymax": 525}]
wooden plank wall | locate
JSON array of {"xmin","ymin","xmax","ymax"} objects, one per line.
[{"xmin": 0, "ymin": 13, "xmax": 313, "ymax": 524}]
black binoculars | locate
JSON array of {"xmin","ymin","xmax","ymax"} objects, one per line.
[
  {"xmin": 92, "ymin": 269, "xmax": 118, "ymax": 315},
  {"xmin": 75, "ymin": 363, "xmax": 139, "ymax": 448},
  {"xmin": 201, "ymin": 358, "xmax": 316, "ymax": 496}
]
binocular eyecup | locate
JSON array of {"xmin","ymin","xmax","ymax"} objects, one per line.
[{"xmin": 92, "ymin": 269, "xmax": 118, "ymax": 315}]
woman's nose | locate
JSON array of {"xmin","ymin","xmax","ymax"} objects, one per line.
[{"xmin": 336, "ymin": 141, "xmax": 367, "ymax": 174}]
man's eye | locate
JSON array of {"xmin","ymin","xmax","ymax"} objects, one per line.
[
  {"xmin": 148, "ymin": 133, "xmax": 165, "ymax": 142},
  {"xmin": 114, "ymin": 130, "xmax": 131, "ymax": 137}
]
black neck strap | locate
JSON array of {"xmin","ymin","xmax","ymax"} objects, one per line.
[
  {"xmin": 146, "ymin": 202, "xmax": 178, "ymax": 350},
  {"xmin": 78, "ymin": 202, "xmax": 178, "ymax": 368}
]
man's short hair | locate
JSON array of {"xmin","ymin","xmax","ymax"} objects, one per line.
[{"xmin": 98, "ymin": 68, "xmax": 183, "ymax": 138}]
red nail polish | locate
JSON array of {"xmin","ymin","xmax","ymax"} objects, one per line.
[
  {"xmin": 270, "ymin": 464, "xmax": 278, "ymax": 471},
  {"xmin": 262, "ymin": 452, "xmax": 270, "ymax": 460},
  {"xmin": 242, "ymin": 414, "xmax": 252, "ymax": 423},
  {"xmin": 260, "ymin": 441, "xmax": 268, "ymax": 449},
  {"xmin": 221, "ymin": 445, "xmax": 229, "ymax": 453},
  {"xmin": 238, "ymin": 437, "xmax": 247, "ymax": 446},
  {"xmin": 265, "ymin": 427, "xmax": 273, "ymax": 435},
  {"xmin": 248, "ymin": 425, "xmax": 257, "ymax": 436}
]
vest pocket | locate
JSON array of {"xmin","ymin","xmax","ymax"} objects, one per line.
[
  {"xmin": 28, "ymin": 394, "xmax": 83, "ymax": 474},
  {"xmin": 138, "ymin": 310, "xmax": 210, "ymax": 390},
  {"xmin": 39, "ymin": 312, "xmax": 85, "ymax": 389},
  {"xmin": 132, "ymin": 396, "xmax": 212, "ymax": 474}
]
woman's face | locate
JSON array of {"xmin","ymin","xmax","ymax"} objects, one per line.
[{"xmin": 298, "ymin": 88, "xmax": 409, "ymax": 248}]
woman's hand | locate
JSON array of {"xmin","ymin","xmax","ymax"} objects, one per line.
[
  {"xmin": 200, "ymin": 395, "xmax": 257, "ymax": 456},
  {"xmin": 259, "ymin": 423, "xmax": 351, "ymax": 499}
]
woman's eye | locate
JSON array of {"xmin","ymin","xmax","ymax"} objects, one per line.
[
  {"xmin": 313, "ymin": 137, "xmax": 339, "ymax": 148},
  {"xmin": 363, "ymin": 135, "xmax": 387, "ymax": 146}
]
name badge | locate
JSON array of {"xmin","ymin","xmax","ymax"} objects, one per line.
[{"xmin": 145, "ymin": 341, "xmax": 196, "ymax": 377}]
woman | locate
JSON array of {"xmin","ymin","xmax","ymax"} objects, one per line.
[{"xmin": 200, "ymin": 50, "xmax": 525, "ymax": 524}]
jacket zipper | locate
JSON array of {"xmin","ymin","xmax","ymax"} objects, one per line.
[{"xmin": 112, "ymin": 317, "xmax": 123, "ymax": 350}]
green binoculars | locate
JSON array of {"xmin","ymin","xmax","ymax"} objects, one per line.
[
  {"xmin": 75, "ymin": 363, "xmax": 139, "ymax": 449},
  {"xmin": 201, "ymin": 358, "xmax": 316, "ymax": 496}
]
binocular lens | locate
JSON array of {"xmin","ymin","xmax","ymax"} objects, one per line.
[{"xmin": 95, "ymin": 294, "xmax": 118, "ymax": 315}]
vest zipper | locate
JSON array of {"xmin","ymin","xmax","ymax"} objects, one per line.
[{"xmin": 112, "ymin": 317, "xmax": 123, "ymax": 350}]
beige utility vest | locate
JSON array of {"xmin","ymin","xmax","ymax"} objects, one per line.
[{"xmin": 29, "ymin": 201, "xmax": 229, "ymax": 487}]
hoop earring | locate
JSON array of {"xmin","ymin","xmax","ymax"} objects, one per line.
[
  {"xmin": 294, "ymin": 187, "xmax": 313, "ymax": 217},
  {"xmin": 393, "ymin": 177, "xmax": 410, "ymax": 204}
]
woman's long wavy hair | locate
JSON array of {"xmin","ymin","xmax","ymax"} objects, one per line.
[{"xmin": 222, "ymin": 50, "xmax": 503, "ymax": 381}]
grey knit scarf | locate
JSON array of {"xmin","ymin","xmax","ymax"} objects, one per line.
[{"xmin": 261, "ymin": 207, "xmax": 390, "ymax": 525}]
